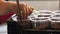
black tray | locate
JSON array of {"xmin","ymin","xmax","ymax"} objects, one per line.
[{"xmin": 8, "ymin": 21, "xmax": 60, "ymax": 34}]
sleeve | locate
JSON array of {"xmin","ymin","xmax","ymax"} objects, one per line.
[{"xmin": 0, "ymin": 12, "xmax": 14, "ymax": 24}]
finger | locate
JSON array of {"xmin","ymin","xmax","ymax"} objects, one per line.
[
  {"xmin": 28, "ymin": 6, "xmax": 34, "ymax": 10},
  {"xmin": 28, "ymin": 6, "xmax": 33, "ymax": 16},
  {"xmin": 30, "ymin": 6, "xmax": 34, "ymax": 10},
  {"xmin": 20, "ymin": 4, "xmax": 27, "ymax": 20},
  {"xmin": 31, "ymin": 7, "xmax": 34, "ymax": 10},
  {"xmin": 25, "ymin": 4, "xmax": 30, "ymax": 18}
]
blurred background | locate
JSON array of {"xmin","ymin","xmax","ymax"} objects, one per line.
[{"xmin": 8, "ymin": 0, "xmax": 59, "ymax": 11}]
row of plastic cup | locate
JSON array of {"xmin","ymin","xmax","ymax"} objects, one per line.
[
  {"xmin": 28, "ymin": 10, "xmax": 60, "ymax": 30},
  {"xmin": 28, "ymin": 10, "xmax": 60, "ymax": 22}
]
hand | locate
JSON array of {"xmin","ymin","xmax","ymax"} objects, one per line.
[
  {"xmin": 11, "ymin": 3, "xmax": 33, "ymax": 20},
  {"xmin": 19, "ymin": 3, "xmax": 33, "ymax": 20}
]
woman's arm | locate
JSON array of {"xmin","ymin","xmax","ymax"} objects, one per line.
[{"xmin": 8, "ymin": 1, "xmax": 33, "ymax": 20}]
